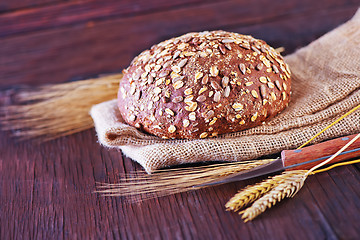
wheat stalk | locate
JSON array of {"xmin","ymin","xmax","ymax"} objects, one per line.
[
  {"xmin": 0, "ymin": 74, "xmax": 121, "ymax": 141},
  {"xmin": 96, "ymin": 158, "xmax": 276, "ymax": 201},
  {"xmin": 240, "ymin": 170, "xmax": 307, "ymax": 222}
]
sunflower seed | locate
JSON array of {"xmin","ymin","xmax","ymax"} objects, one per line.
[
  {"xmin": 171, "ymin": 66, "xmax": 181, "ymax": 73},
  {"xmin": 172, "ymin": 96, "xmax": 183, "ymax": 103},
  {"xmin": 221, "ymin": 76, "xmax": 229, "ymax": 88},
  {"xmin": 196, "ymin": 95, "xmax": 206, "ymax": 102},
  {"xmin": 184, "ymin": 88, "xmax": 193, "ymax": 95},
  {"xmin": 275, "ymin": 80, "xmax": 282, "ymax": 90},
  {"xmin": 271, "ymin": 92, "xmax": 277, "ymax": 100},
  {"xmin": 199, "ymin": 86, "xmax": 208, "ymax": 95},
  {"xmin": 154, "ymin": 87, "xmax": 162, "ymax": 94},
  {"xmin": 272, "ymin": 64, "xmax": 279, "ymax": 74},
  {"xmin": 260, "ymin": 85, "xmax": 267, "ymax": 98},
  {"xmin": 195, "ymin": 72, "xmax": 204, "ymax": 81},
  {"xmin": 173, "ymin": 81, "xmax": 184, "ymax": 89},
  {"xmin": 239, "ymin": 63, "xmax": 246, "ymax": 75},
  {"xmin": 267, "ymin": 82, "xmax": 275, "ymax": 89},
  {"xmin": 178, "ymin": 58, "xmax": 188, "ymax": 68},
  {"xmin": 173, "ymin": 51, "xmax": 181, "ymax": 59},
  {"xmin": 219, "ymin": 44, "xmax": 226, "ymax": 54},
  {"xmin": 224, "ymin": 86, "xmax": 230, "ymax": 97},
  {"xmin": 201, "ymin": 75, "xmax": 209, "ymax": 84},
  {"xmin": 210, "ymin": 66, "xmax": 219, "ymax": 77},
  {"xmin": 211, "ymin": 80, "xmax": 221, "ymax": 90},
  {"xmin": 213, "ymin": 91, "xmax": 221, "ymax": 102}
]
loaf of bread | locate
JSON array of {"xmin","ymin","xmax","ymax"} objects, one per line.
[{"xmin": 118, "ymin": 30, "xmax": 291, "ymax": 139}]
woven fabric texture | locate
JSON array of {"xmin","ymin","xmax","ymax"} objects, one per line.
[{"xmin": 90, "ymin": 9, "xmax": 360, "ymax": 173}]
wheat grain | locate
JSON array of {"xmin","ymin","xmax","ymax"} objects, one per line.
[
  {"xmin": 0, "ymin": 74, "xmax": 121, "ymax": 141},
  {"xmin": 239, "ymin": 170, "xmax": 307, "ymax": 222}
]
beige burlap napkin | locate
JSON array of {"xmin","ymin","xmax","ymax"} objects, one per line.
[{"xmin": 90, "ymin": 9, "xmax": 360, "ymax": 173}]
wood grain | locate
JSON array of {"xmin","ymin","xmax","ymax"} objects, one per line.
[
  {"xmin": 0, "ymin": 1, "xmax": 358, "ymax": 86},
  {"xmin": 1, "ymin": 1, "xmax": 360, "ymax": 239}
]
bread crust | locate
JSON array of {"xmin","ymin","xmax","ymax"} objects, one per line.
[{"xmin": 118, "ymin": 30, "xmax": 291, "ymax": 139}]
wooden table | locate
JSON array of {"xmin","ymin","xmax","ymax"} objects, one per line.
[{"xmin": 1, "ymin": 1, "xmax": 360, "ymax": 239}]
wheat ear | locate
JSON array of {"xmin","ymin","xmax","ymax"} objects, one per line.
[
  {"xmin": 240, "ymin": 170, "xmax": 307, "ymax": 222},
  {"xmin": 225, "ymin": 171, "xmax": 300, "ymax": 212},
  {"xmin": 0, "ymin": 74, "xmax": 121, "ymax": 141},
  {"xmin": 96, "ymin": 159, "xmax": 275, "ymax": 201}
]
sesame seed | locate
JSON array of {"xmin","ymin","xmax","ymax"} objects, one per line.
[
  {"xmin": 210, "ymin": 66, "xmax": 219, "ymax": 77},
  {"xmin": 282, "ymin": 92, "xmax": 287, "ymax": 100},
  {"xmin": 141, "ymin": 71, "xmax": 148, "ymax": 79},
  {"xmin": 263, "ymin": 99, "xmax": 268, "ymax": 105},
  {"xmin": 209, "ymin": 91, "xmax": 214, "ymax": 97},
  {"xmin": 168, "ymin": 125, "xmax": 176, "ymax": 133},
  {"xmin": 196, "ymin": 95, "xmax": 206, "ymax": 102},
  {"xmin": 239, "ymin": 119, "xmax": 245, "ymax": 125},
  {"xmin": 184, "ymin": 95, "xmax": 194, "ymax": 103},
  {"xmin": 232, "ymin": 103, "xmax": 244, "ymax": 111},
  {"xmin": 184, "ymin": 88, "xmax": 193, "ymax": 95},
  {"xmin": 173, "ymin": 81, "xmax": 184, "ymax": 89},
  {"xmin": 236, "ymin": 114, "xmax": 241, "ymax": 119},
  {"xmin": 251, "ymin": 90, "xmax": 259, "ymax": 98},
  {"xmin": 153, "ymin": 96, "xmax": 160, "ymax": 102},
  {"xmin": 189, "ymin": 112, "xmax": 196, "ymax": 121},
  {"xmin": 222, "ymin": 38, "xmax": 234, "ymax": 43},
  {"xmin": 213, "ymin": 91, "xmax": 221, "ymax": 102},
  {"xmin": 245, "ymin": 82, "xmax": 253, "ymax": 86},
  {"xmin": 171, "ymin": 71, "xmax": 181, "ymax": 79},
  {"xmin": 200, "ymin": 132, "xmax": 208, "ymax": 138},
  {"xmin": 183, "ymin": 119, "xmax": 190, "ymax": 127}
]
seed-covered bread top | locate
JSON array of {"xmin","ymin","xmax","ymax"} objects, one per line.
[{"xmin": 118, "ymin": 30, "xmax": 291, "ymax": 139}]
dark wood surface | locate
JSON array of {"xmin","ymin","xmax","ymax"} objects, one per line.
[{"xmin": 1, "ymin": 1, "xmax": 360, "ymax": 239}]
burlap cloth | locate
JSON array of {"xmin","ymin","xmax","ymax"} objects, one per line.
[{"xmin": 90, "ymin": 9, "xmax": 360, "ymax": 173}]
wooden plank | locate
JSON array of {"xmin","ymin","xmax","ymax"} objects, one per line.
[
  {"xmin": 0, "ymin": 0, "xmax": 61, "ymax": 13},
  {"xmin": 0, "ymin": 4, "xmax": 357, "ymax": 86},
  {"xmin": 1, "ymin": 106, "xmax": 360, "ymax": 239},
  {"xmin": 0, "ymin": 0, "xmax": 212, "ymax": 37}
]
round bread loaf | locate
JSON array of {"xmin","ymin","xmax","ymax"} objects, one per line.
[{"xmin": 118, "ymin": 30, "xmax": 291, "ymax": 139}]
